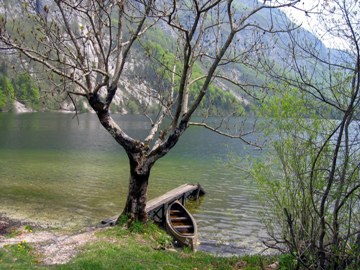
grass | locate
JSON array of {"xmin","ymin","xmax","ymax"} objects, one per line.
[
  {"xmin": 0, "ymin": 222, "xmax": 282, "ymax": 270},
  {"xmin": 0, "ymin": 240, "xmax": 40, "ymax": 270}
]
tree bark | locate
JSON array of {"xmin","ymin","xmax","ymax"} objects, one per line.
[{"xmin": 121, "ymin": 157, "xmax": 151, "ymax": 222}]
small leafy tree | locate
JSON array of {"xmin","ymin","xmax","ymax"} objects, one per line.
[{"xmin": 253, "ymin": 1, "xmax": 360, "ymax": 269}]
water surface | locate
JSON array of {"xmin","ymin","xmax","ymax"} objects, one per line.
[{"xmin": 0, "ymin": 113, "xmax": 267, "ymax": 255}]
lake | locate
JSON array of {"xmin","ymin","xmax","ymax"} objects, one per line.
[{"xmin": 0, "ymin": 113, "xmax": 267, "ymax": 255}]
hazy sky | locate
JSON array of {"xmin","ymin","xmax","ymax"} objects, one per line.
[{"xmin": 282, "ymin": 1, "xmax": 348, "ymax": 50}]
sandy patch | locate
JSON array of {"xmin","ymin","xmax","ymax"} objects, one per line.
[
  {"xmin": 35, "ymin": 230, "xmax": 97, "ymax": 265},
  {"xmin": 0, "ymin": 219, "xmax": 100, "ymax": 265}
]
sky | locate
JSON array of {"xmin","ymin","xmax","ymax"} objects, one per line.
[{"xmin": 281, "ymin": 1, "xmax": 349, "ymax": 50}]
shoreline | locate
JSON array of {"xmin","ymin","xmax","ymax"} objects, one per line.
[
  {"xmin": 0, "ymin": 214, "xmax": 281, "ymax": 269},
  {"xmin": 0, "ymin": 211, "xmax": 271, "ymax": 256}
]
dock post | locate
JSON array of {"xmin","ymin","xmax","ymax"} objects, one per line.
[
  {"xmin": 181, "ymin": 194, "xmax": 185, "ymax": 205},
  {"xmin": 195, "ymin": 184, "xmax": 201, "ymax": 200},
  {"xmin": 161, "ymin": 204, "xmax": 165, "ymax": 225}
]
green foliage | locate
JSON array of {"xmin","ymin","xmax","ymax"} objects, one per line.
[
  {"xmin": 253, "ymin": 82, "xmax": 360, "ymax": 269},
  {"xmin": 152, "ymin": 230, "xmax": 173, "ymax": 249},
  {"xmin": 16, "ymin": 241, "xmax": 32, "ymax": 255},
  {"xmin": 0, "ymin": 59, "xmax": 41, "ymax": 111},
  {"xmin": 145, "ymin": 28, "xmax": 175, "ymax": 52},
  {"xmin": 0, "ymin": 84, "xmax": 7, "ymax": 110},
  {"xmin": 278, "ymin": 254, "xmax": 298, "ymax": 270},
  {"xmin": 253, "ymin": 88, "xmax": 331, "ymax": 265},
  {"xmin": 128, "ymin": 220, "xmax": 146, "ymax": 234},
  {"xmin": 259, "ymin": 83, "xmax": 319, "ymax": 134},
  {"xmin": 12, "ymin": 73, "xmax": 40, "ymax": 109},
  {"xmin": 0, "ymin": 240, "xmax": 37, "ymax": 270},
  {"xmin": 2, "ymin": 76, "xmax": 15, "ymax": 99},
  {"xmin": 0, "ymin": 75, "xmax": 15, "ymax": 111},
  {"xmin": 24, "ymin": 225, "xmax": 33, "ymax": 233},
  {"xmin": 126, "ymin": 99, "xmax": 140, "ymax": 114},
  {"xmin": 116, "ymin": 214, "xmax": 130, "ymax": 226}
]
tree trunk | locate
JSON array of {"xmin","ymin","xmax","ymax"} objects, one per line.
[{"xmin": 120, "ymin": 154, "xmax": 152, "ymax": 223}]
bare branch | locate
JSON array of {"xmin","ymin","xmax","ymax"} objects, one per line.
[{"xmin": 189, "ymin": 121, "xmax": 262, "ymax": 148}]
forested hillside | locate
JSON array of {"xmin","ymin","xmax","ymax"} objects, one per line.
[{"xmin": 0, "ymin": 0, "xmax": 344, "ymax": 114}]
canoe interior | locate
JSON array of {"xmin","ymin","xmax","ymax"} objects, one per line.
[{"xmin": 169, "ymin": 202, "xmax": 194, "ymax": 235}]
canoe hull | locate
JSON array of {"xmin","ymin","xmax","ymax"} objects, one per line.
[{"xmin": 165, "ymin": 200, "xmax": 198, "ymax": 250}]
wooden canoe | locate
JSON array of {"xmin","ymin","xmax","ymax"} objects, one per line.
[{"xmin": 165, "ymin": 200, "xmax": 198, "ymax": 250}]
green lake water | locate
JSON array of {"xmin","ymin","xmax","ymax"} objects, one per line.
[{"xmin": 0, "ymin": 113, "xmax": 267, "ymax": 255}]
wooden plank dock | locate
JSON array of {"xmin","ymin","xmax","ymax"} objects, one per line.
[
  {"xmin": 101, "ymin": 183, "xmax": 205, "ymax": 225},
  {"xmin": 146, "ymin": 183, "xmax": 204, "ymax": 213}
]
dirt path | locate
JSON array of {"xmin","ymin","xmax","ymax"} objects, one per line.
[{"xmin": 0, "ymin": 216, "xmax": 100, "ymax": 265}]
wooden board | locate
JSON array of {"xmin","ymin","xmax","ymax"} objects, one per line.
[{"xmin": 145, "ymin": 183, "xmax": 200, "ymax": 213}]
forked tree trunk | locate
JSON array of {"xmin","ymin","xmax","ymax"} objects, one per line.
[{"xmin": 90, "ymin": 104, "xmax": 153, "ymax": 223}]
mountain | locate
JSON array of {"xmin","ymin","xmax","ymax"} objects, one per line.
[{"xmin": 0, "ymin": 0, "xmax": 347, "ymax": 114}]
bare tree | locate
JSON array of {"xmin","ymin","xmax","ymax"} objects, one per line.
[
  {"xmin": 253, "ymin": 0, "xmax": 360, "ymax": 269},
  {"xmin": 0, "ymin": 0, "xmax": 299, "ymax": 223}
]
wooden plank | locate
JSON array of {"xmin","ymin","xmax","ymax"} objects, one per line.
[
  {"xmin": 145, "ymin": 183, "xmax": 199, "ymax": 213},
  {"xmin": 171, "ymin": 217, "xmax": 188, "ymax": 221},
  {"xmin": 173, "ymin": 225, "xmax": 192, "ymax": 229}
]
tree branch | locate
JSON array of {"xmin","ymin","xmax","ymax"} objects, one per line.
[{"xmin": 189, "ymin": 121, "xmax": 262, "ymax": 148}]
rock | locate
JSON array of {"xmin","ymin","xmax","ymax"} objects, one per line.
[
  {"xmin": 13, "ymin": 101, "xmax": 33, "ymax": 113},
  {"xmin": 235, "ymin": 261, "xmax": 247, "ymax": 269},
  {"xmin": 266, "ymin": 261, "xmax": 280, "ymax": 270}
]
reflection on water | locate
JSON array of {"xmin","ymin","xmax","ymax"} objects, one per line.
[{"xmin": 0, "ymin": 113, "xmax": 267, "ymax": 255}]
